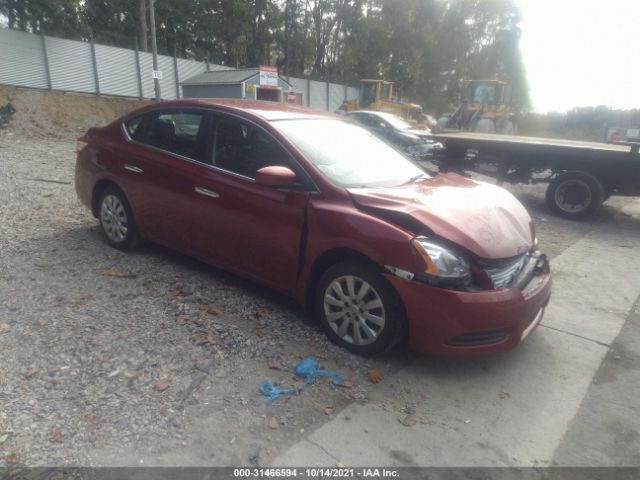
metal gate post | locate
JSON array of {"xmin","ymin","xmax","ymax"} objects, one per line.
[
  {"xmin": 326, "ymin": 80, "xmax": 330, "ymax": 111},
  {"xmin": 89, "ymin": 37, "xmax": 100, "ymax": 96},
  {"xmin": 173, "ymin": 45, "xmax": 180, "ymax": 99},
  {"xmin": 40, "ymin": 32, "xmax": 52, "ymax": 90},
  {"xmin": 134, "ymin": 37, "xmax": 144, "ymax": 100}
]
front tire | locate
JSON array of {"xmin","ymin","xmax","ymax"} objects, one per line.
[
  {"xmin": 315, "ymin": 261, "xmax": 406, "ymax": 356},
  {"xmin": 501, "ymin": 120, "xmax": 515, "ymax": 135},
  {"xmin": 98, "ymin": 186, "xmax": 142, "ymax": 250},
  {"xmin": 545, "ymin": 171, "xmax": 604, "ymax": 219}
]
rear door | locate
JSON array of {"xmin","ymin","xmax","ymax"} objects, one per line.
[
  {"xmin": 188, "ymin": 114, "xmax": 313, "ymax": 294},
  {"xmin": 119, "ymin": 108, "xmax": 212, "ymax": 250}
]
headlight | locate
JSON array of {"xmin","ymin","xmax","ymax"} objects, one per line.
[
  {"xmin": 406, "ymin": 143, "xmax": 431, "ymax": 156},
  {"xmin": 412, "ymin": 238, "xmax": 470, "ymax": 280}
]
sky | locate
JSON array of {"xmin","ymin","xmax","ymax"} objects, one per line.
[{"xmin": 516, "ymin": 0, "xmax": 640, "ymax": 113}]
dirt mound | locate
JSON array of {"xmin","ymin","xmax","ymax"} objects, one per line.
[{"xmin": 0, "ymin": 85, "xmax": 148, "ymax": 138}]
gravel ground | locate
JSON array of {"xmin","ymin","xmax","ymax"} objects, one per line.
[
  {"xmin": 0, "ymin": 126, "xmax": 631, "ymax": 466},
  {"xmin": 0, "ymin": 133, "xmax": 396, "ymax": 467}
]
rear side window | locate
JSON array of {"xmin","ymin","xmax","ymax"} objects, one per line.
[
  {"xmin": 125, "ymin": 116, "xmax": 144, "ymax": 139},
  {"xmin": 131, "ymin": 109, "xmax": 209, "ymax": 162}
]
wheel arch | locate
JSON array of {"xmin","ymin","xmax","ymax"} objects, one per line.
[
  {"xmin": 304, "ymin": 247, "xmax": 382, "ymax": 311},
  {"xmin": 91, "ymin": 179, "xmax": 122, "ymax": 218}
]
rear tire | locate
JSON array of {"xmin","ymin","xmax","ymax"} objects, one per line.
[
  {"xmin": 315, "ymin": 261, "xmax": 406, "ymax": 356},
  {"xmin": 98, "ymin": 186, "xmax": 142, "ymax": 250},
  {"xmin": 545, "ymin": 171, "xmax": 604, "ymax": 219},
  {"xmin": 435, "ymin": 115, "xmax": 451, "ymax": 132},
  {"xmin": 474, "ymin": 118, "xmax": 495, "ymax": 134}
]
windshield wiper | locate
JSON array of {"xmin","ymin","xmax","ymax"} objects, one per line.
[{"xmin": 401, "ymin": 173, "xmax": 428, "ymax": 185}]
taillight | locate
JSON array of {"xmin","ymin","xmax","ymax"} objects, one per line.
[{"xmin": 76, "ymin": 135, "xmax": 90, "ymax": 154}]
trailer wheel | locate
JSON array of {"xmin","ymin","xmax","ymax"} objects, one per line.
[{"xmin": 546, "ymin": 171, "xmax": 604, "ymax": 219}]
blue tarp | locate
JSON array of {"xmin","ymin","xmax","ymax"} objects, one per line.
[{"xmin": 260, "ymin": 356, "xmax": 344, "ymax": 405}]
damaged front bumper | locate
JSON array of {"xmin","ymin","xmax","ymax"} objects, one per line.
[{"xmin": 385, "ymin": 254, "xmax": 551, "ymax": 356}]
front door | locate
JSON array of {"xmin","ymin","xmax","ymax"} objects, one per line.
[{"xmin": 189, "ymin": 115, "xmax": 312, "ymax": 294}]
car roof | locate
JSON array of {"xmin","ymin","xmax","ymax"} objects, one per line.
[
  {"xmin": 346, "ymin": 110, "xmax": 410, "ymax": 124},
  {"xmin": 142, "ymin": 98, "xmax": 337, "ymax": 122}
]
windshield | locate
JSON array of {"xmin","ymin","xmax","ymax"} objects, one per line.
[
  {"xmin": 274, "ymin": 119, "xmax": 427, "ymax": 188},
  {"xmin": 374, "ymin": 112, "xmax": 413, "ymax": 130},
  {"xmin": 358, "ymin": 83, "xmax": 377, "ymax": 108},
  {"xmin": 468, "ymin": 83, "xmax": 497, "ymax": 104},
  {"xmin": 380, "ymin": 82, "xmax": 390, "ymax": 99}
]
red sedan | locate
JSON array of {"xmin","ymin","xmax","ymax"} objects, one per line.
[{"xmin": 75, "ymin": 99, "xmax": 551, "ymax": 356}]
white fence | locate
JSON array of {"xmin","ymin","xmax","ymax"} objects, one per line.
[{"xmin": 0, "ymin": 27, "xmax": 359, "ymax": 111}]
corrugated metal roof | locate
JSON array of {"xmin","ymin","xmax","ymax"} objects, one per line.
[{"xmin": 180, "ymin": 69, "xmax": 260, "ymax": 85}]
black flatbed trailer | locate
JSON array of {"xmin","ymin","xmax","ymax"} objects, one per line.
[{"xmin": 430, "ymin": 131, "xmax": 640, "ymax": 219}]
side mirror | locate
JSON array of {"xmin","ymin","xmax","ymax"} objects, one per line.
[{"xmin": 255, "ymin": 166, "xmax": 297, "ymax": 188}]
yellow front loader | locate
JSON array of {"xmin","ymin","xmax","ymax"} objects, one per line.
[
  {"xmin": 339, "ymin": 79, "xmax": 429, "ymax": 129},
  {"xmin": 435, "ymin": 80, "xmax": 515, "ymax": 134}
]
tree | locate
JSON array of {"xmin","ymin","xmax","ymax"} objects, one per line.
[
  {"xmin": 0, "ymin": 0, "xmax": 84, "ymax": 38},
  {"xmin": 430, "ymin": 0, "xmax": 529, "ymax": 112},
  {"xmin": 0, "ymin": 0, "xmax": 531, "ymax": 112},
  {"xmin": 139, "ymin": 0, "xmax": 148, "ymax": 52}
]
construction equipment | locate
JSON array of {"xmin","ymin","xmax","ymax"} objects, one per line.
[
  {"xmin": 339, "ymin": 79, "xmax": 429, "ymax": 129},
  {"xmin": 435, "ymin": 80, "xmax": 515, "ymax": 134}
]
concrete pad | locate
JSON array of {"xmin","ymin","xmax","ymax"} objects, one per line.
[
  {"xmin": 275, "ymin": 328, "xmax": 606, "ymax": 466},
  {"xmin": 552, "ymin": 298, "xmax": 640, "ymax": 466},
  {"xmin": 542, "ymin": 212, "xmax": 640, "ymax": 346},
  {"xmin": 276, "ymin": 440, "xmax": 341, "ymax": 467}
]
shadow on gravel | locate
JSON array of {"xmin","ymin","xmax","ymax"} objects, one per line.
[
  {"xmin": 57, "ymin": 223, "xmax": 304, "ymax": 309},
  {"xmin": 137, "ymin": 237, "xmax": 420, "ymax": 369},
  {"xmin": 32, "ymin": 223, "xmax": 418, "ymax": 369}
]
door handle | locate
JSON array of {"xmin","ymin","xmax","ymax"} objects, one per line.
[
  {"xmin": 124, "ymin": 164, "xmax": 143, "ymax": 173},
  {"xmin": 195, "ymin": 186, "xmax": 220, "ymax": 198}
]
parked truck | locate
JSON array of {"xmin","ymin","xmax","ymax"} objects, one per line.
[{"xmin": 430, "ymin": 131, "xmax": 640, "ymax": 219}]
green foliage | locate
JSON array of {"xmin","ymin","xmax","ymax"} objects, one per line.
[
  {"xmin": 1, "ymin": 0, "xmax": 531, "ymax": 112},
  {"xmin": 0, "ymin": 0, "xmax": 85, "ymax": 38}
]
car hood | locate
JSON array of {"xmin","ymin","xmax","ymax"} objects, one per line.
[
  {"xmin": 405, "ymin": 128, "xmax": 431, "ymax": 137},
  {"xmin": 347, "ymin": 173, "xmax": 534, "ymax": 259}
]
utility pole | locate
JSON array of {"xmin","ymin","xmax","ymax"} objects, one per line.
[{"xmin": 148, "ymin": 0, "xmax": 161, "ymax": 101}]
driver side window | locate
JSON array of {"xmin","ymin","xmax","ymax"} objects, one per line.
[{"xmin": 212, "ymin": 117, "xmax": 292, "ymax": 179}]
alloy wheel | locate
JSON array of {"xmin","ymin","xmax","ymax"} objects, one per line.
[
  {"xmin": 100, "ymin": 194, "xmax": 129, "ymax": 243},
  {"xmin": 323, "ymin": 275, "xmax": 386, "ymax": 346}
]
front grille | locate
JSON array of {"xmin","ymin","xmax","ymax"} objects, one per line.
[
  {"xmin": 483, "ymin": 253, "xmax": 529, "ymax": 289},
  {"xmin": 447, "ymin": 327, "xmax": 510, "ymax": 346}
]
